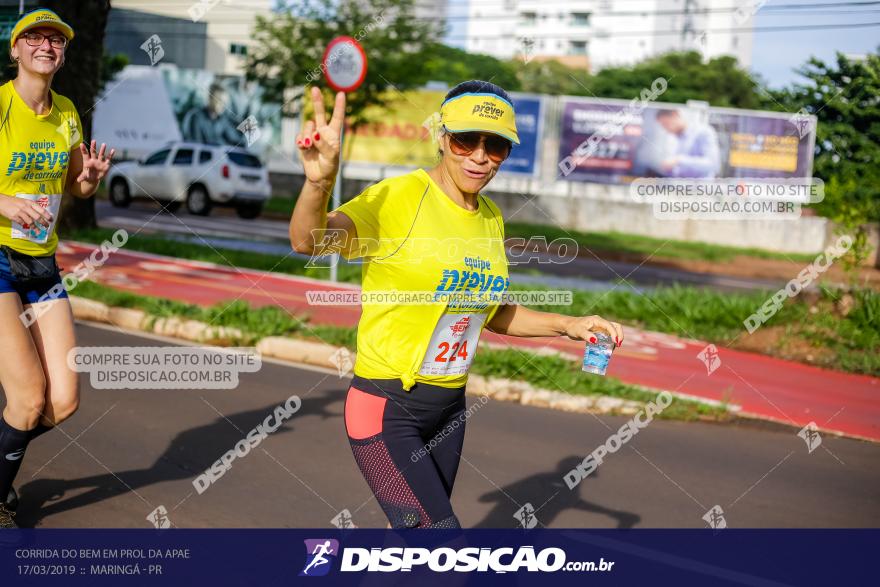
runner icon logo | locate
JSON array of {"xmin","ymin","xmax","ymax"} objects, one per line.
[
  {"xmin": 798, "ymin": 422, "xmax": 822, "ymax": 454},
  {"xmin": 514, "ymin": 503, "xmax": 538, "ymax": 529},
  {"xmin": 146, "ymin": 505, "xmax": 172, "ymax": 529},
  {"xmin": 329, "ymin": 347, "xmax": 354, "ymax": 378},
  {"xmin": 696, "ymin": 344, "xmax": 721, "ymax": 376},
  {"xmin": 140, "ymin": 34, "xmax": 165, "ymax": 66},
  {"xmin": 300, "ymin": 539, "xmax": 339, "ymax": 577},
  {"xmin": 702, "ymin": 505, "xmax": 727, "ymax": 530},
  {"xmin": 330, "ymin": 509, "xmax": 357, "ymax": 529}
]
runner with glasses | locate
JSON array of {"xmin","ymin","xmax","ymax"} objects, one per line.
[
  {"xmin": 290, "ymin": 80, "xmax": 624, "ymax": 529},
  {"xmin": 0, "ymin": 9, "xmax": 116, "ymax": 528}
]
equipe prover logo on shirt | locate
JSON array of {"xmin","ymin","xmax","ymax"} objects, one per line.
[{"xmin": 6, "ymin": 141, "xmax": 70, "ymax": 181}]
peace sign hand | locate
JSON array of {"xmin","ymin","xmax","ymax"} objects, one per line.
[{"xmin": 297, "ymin": 87, "xmax": 346, "ymax": 185}]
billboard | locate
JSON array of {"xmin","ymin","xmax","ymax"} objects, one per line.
[
  {"xmin": 341, "ymin": 90, "xmax": 543, "ymax": 176},
  {"xmin": 93, "ymin": 65, "xmax": 282, "ymax": 160},
  {"xmin": 162, "ymin": 66, "xmax": 282, "ymax": 154},
  {"xmin": 501, "ymin": 94, "xmax": 543, "ymax": 176},
  {"xmin": 557, "ymin": 98, "xmax": 815, "ymax": 184},
  {"xmin": 342, "ymin": 89, "xmax": 444, "ymax": 168}
]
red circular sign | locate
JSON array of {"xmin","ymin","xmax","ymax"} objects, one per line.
[{"xmin": 321, "ymin": 36, "xmax": 367, "ymax": 93}]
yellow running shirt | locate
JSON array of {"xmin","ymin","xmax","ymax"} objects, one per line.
[
  {"xmin": 0, "ymin": 80, "xmax": 83, "ymax": 255},
  {"xmin": 335, "ymin": 168, "xmax": 509, "ymax": 390}
]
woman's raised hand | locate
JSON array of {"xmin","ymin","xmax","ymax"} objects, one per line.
[{"xmin": 297, "ymin": 86, "xmax": 346, "ymax": 185}]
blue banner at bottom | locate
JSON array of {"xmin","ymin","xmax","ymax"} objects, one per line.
[{"xmin": 1, "ymin": 529, "xmax": 875, "ymax": 585}]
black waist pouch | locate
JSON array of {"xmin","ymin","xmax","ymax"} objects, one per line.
[{"xmin": 0, "ymin": 245, "xmax": 60, "ymax": 284}]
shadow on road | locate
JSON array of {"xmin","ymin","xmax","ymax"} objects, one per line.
[
  {"xmin": 15, "ymin": 393, "xmax": 339, "ymax": 528},
  {"xmin": 474, "ymin": 456, "xmax": 641, "ymax": 528}
]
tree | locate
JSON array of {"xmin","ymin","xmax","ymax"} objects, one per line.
[
  {"xmin": 515, "ymin": 59, "xmax": 590, "ymax": 96},
  {"xmin": 422, "ymin": 43, "xmax": 520, "ymax": 92},
  {"xmin": 589, "ymin": 52, "xmax": 764, "ymax": 108},
  {"xmin": 43, "ymin": 0, "xmax": 112, "ymax": 233},
  {"xmin": 101, "ymin": 52, "xmax": 129, "ymax": 89},
  {"xmin": 514, "ymin": 51, "xmax": 764, "ymax": 108},
  {"xmin": 247, "ymin": 0, "xmax": 441, "ymax": 127},
  {"xmin": 769, "ymin": 49, "xmax": 880, "ymax": 271}
]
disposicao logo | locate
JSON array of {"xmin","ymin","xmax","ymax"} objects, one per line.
[{"xmin": 300, "ymin": 539, "xmax": 339, "ymax": 577}]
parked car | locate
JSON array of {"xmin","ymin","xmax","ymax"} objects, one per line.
[{"xmin": 106, "ymin": 142, "xmax": 271, "ymax": 218}]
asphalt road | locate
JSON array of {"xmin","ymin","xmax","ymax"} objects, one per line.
[{"xmin": 5, "ymin": 323, "xmax": 879, "ymax": 529}]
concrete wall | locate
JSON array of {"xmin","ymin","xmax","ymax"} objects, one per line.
[
  {"xmin": 483, "ymin": 179, "xmax": 831, "ymax": 255},
  {"xmin": 268, "ymin": 167, "xmax": 834, "ymax": 256}
]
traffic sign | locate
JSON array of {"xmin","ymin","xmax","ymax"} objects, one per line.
[{"xmin": 322, "ymin": 36, "xmax": 367, "ymax": 93}]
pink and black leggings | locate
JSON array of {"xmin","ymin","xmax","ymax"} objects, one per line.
[{"xmin": 344, "ymin": 375, "xmax": 467, "ymax": 529}]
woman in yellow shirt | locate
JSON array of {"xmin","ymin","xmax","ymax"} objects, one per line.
[
  {"xmin": 290, "ymin": 81, "xmax": 624, "ymax": 529},
  {"xmin": 0, "ymin": 9, "xmax": 116, "ymax": 528}
]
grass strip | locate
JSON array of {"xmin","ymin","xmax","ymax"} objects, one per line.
[
  {"xmin": 71, "ymin": 280, "xmax": 726, "ymax": 421},
  {"xmin": 66, "ymin": 229, "xmax": 879, "ymax": 375}
]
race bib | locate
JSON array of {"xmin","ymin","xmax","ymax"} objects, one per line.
[
  {"xmin": 419, "ymin": 313, "xmax": 486, "ymax": 376},
  {"xmin": 10, "ymin": 193, "xmax": 61, "ymax": 244}
]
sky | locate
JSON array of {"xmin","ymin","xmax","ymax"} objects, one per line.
[
  {"xmin": 443, "ymin": 0, "xmax": 879, "ymax": 89},
  {"xmin": 751, "ymin": 1, "xmax": 878, "ymax": 87}
]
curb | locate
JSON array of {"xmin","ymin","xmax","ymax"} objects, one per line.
[{"xmin": 68, "ymin": 295, "xmax": 672, "ymax": 418}]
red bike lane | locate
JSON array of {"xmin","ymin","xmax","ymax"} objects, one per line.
[{"xmin": 58, "ymin": 241, "xmax": 880, "ymax": 442}]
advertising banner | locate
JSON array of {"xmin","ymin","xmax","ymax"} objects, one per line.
[
  {"xmin": 342, "ymin": 90, "xmax": 542, "ymax": 175},
  {"xmin": 502, "ymin": 94, "xmax": 543, "ymax": 176},
  {"xmin": 557, "ymin": 98, "xmax": 815, "ymax": 183}
]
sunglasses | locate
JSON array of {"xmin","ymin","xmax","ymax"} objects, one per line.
[{"xmin": 446, "ymin": 129, "xmax": 512, "ymax": 163}]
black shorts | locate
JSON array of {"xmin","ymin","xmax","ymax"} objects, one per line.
[
  {"xmin": 0, "ymin": 249, "xmax": 67, "ymax": 305},
  {"xmin": 344, "ymin": 375, "xmax": 467, "ymax": 529}
]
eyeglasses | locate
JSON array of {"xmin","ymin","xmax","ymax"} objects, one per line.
[
  {"xmin": 446, "ymin": 129, "xmax": 512, "ymax": 163},
  {"xmin": 22, "ymin": 31, "xmax": 67, "ymax": 49}
]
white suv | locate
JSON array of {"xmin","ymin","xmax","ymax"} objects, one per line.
[{"xmin": 106, "ymin": 142, "xmax": 271, "ymax": 218}]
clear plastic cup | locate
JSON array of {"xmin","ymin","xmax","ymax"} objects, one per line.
[{"xmin": 582, "ymin": 333, "xmax": 615, "ymax": 376}]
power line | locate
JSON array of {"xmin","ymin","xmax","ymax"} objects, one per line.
[
  {"xmin": 104, "ymin": 19, "xmax": 880, "ymax": 41},
  {"xmin": 447, "ymin": 21, "xmax": 880, "ymax": 39},
  {"xmin": 110, "ymin": 1, "xmax": 880, "ymax": 22}
]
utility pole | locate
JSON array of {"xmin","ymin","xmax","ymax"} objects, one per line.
[{"xmin": 682, "ymin": 0, "xmax": 698, "ymax": 48}]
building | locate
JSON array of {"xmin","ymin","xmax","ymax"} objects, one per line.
[
  {"xmin": 415, "ymin": 0, "xmax": 447, "ymax": 20},
  {"xmin": 0, "ymin": 0, "xmax": 270, "ymax": 75},
  {"xmin": 105, "ymin": 8, "xmax": 208, "ymax": 71},
  {"xmin": 461, "ymin": 0, "xmax": 753, "ymax": 71},
  {"xmin": 109, "ymin": 0, "xmax": 273, "ymax": 76}
]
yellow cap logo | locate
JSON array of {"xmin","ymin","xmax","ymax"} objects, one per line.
[
  {"xmin": 440, "ymin": 93, "xmax": 520, "ymax": 144},
  {"xmin": 471, "ymin": 101, "xmax": 506, "ymax": 120}
]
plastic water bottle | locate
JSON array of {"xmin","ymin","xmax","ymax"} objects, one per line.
[{"xmin": 582, "ymin": 333, "xmax": 614, "ymax": 376}]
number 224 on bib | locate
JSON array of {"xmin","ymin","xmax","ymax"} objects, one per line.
[{"xmin": 418, "ymin": 313, "xmax": 486, "ymax": 376}]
